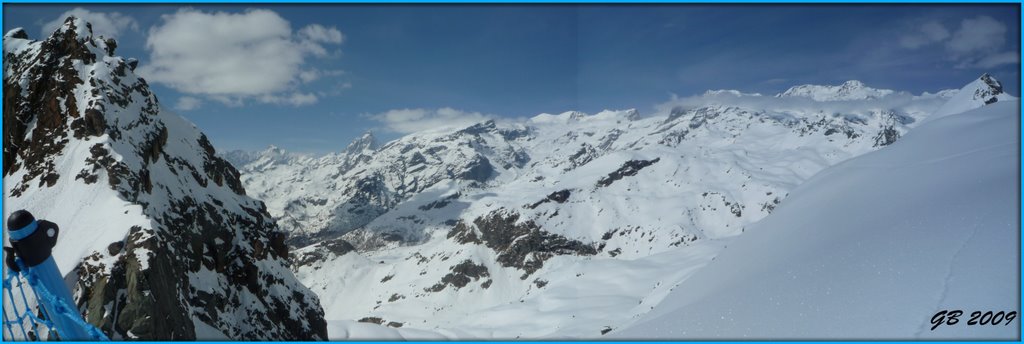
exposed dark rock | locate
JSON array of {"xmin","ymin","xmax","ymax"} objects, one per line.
[
  {"xmin": 457, "ymin": 120, "xmax": 497, "ymax": 136},
  {"xmin": 8, "ymin": 28, "xmax": 28, "ymax": 39},
  {"xmin": 456, "ymin": 155, "xmax": 494, "ymax": 182},
  {"xmin": 873, "ymin": 126, "xmax": 899, "ymax": 147},
  {"xmin": 729, "ymin": 202, "xmax": 743, "ymax": 218},
  {"xmin": 688, "ymin": 107, "xmax": 722, "ymax": 129},
  {"xmin": 659, "ymin": 129, "xmax": 689, "ymax": 146},
  {"xmin": 198, "ymin": 135, "xmax": 246, "ymax": 196},
  {"xmin": 527, "ymin": 189, "xmax": 572, "ymax": 209},
  {"xmin": 564, "ymin": 144, "xmax": 598, "ymax": 171},
  {"xmin": 601, "ymin": 229, "xmax": 618, "ymax": 241},
  {"xmin": 978, "ymin": 73, "xmax": 1004, "ymax": 105},
  {"xmin": 323, "ymin": 239, "xmax": 356, "ymax": 256},
  {"xmin": 103, "ymin": 38, "xmax": 117, "ymax": 55},
  {"xmin": 448, "ymin": 210, "xmax": 598, "ymax": 278},
  {"xmin": 107, "ymin": 241, "xmax": 124, "ymax": 256},
  {"xmin": 448, "ymin": 221, "xmax": 482, "ymax": 244},
  {"xmin": 425, "ymin": 259, "xmax": 490, "ymax": 292},
  {"xmin": 358, "ymin": 317, "xmax": 385, "ymax": 325},
  {"xmin": 823, "ymin": 126, "xmax": 859, "ymax": 139},
  {"xmin": 292, "ymin": 238, "xmax": 356, "ymax": 268},
  {"xmin": 596, "ymin": 158, "xmax": 661, "ymax": 187},
  {"xmin": 761, "ymin": 196, "xmax": 783, "ymax": 214}
]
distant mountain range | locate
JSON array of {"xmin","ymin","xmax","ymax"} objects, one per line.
[{"xmin": 226, "ymin": 64, "xmax": 1012, "ymax": 337}]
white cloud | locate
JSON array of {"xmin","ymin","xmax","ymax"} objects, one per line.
[
  {"xmin": 960, "ymin": 51, "xmax": 1020, "ymax": 69},
  {"xmin": 41, "ymin": 8, "xmax": 138, "ymax": 38},
  {"xmin": 897, "ymin": 16, "xmax": 1016, "ymax": 71},
  {"xmin": 899, "ymin": 20, "xmax": 949, "ymax": 49},
  {"xmin": 174, "ymin": 96, "xmax": 202, "ymax": 111},
  {"xmin": 298, "ymin": 69, "xmax": 345, "ymax": 83},
  {"xmin": 299, "ymin": 70, "xmax": 320, "ymax": 83},
  {"xmin": 299, "ymin": 24, "xmax": 344, "ymax": 44},
  {"xmin": 138, "ymin": 8, "xmax": 345, "ymax": 106},
  {"xmin": 946, "ymin": 15, "xmax": 1007, "ymax": 57},
  {"xmin": 259, "ymin": 93, "xmax": 318, "ymax": 107},
  {"xmin": 945, "ymin": 16, "xmax": 1017, "ymax": 70},
  {"xmin": 370, "ymin": 107, "xmax": 493, "ymax": 134}
]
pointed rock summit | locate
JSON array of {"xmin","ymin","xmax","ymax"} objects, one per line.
[
  {"xmin": 931, "ymin": 73, "xmax": 1015, "ymax": 120},
  {"xmin": 4, "ymin": 27, "xmax": 28, "ymax": 40},
  {"xmin": 342, "ymin": 131, "xmax": 379, "ymax": 156}
]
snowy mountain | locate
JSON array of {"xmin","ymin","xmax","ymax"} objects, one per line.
[
  {"xmin": 617, "ymin": 92, "xmax": 1019, "ymax": 340},
  {"xmin": 3, "ymin": 18, "xmax": 326, "ymax": 339},
  {"xmin": 778, "ymin": 80, "xmax": 898, "ymax": 101},
  {"xmin": 231, "ymin": 73, "xmax": 1012, "ymax": 338}
]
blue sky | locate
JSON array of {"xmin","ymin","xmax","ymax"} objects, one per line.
[{"xmin": 3, "ymin": 4, "xmax": 1020, "ymax": 154}]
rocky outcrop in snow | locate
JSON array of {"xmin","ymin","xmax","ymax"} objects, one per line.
[{"xmin": 931, "ymin": 73, "xmax": 1015, "ymax": 120}]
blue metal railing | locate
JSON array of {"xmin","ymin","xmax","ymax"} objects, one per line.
[{"xmin": 3, "ymin": 210, "xmax": 109, "ymax": 341}]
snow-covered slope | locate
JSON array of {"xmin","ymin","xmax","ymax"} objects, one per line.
[
  {"xmin": 615, "ymin": 98, "xmax": 1019, "ymax": 340},
  {"xmin": 3, "ymin": 18, "xmax": 326, "ymax": 339},
  {"xmin": 230, "ymin": 74, "xmax": 1012, "ymax": 338}
]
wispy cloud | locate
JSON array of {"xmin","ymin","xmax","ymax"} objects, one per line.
[
  {"xmin": 138, "ymin": 8, "xmax": 345, "ymax": 107},
  {"xmin": 898, "ymin": 20, "xmax": 949, "ymax": 49},
  {"xmin": 259, "ymin": 93, "xmax": 319, "ymax": 107},
  {"xmin": 298, "ymin": 24, "xmax": 344, "ymax": 44},
  {"xmin": 174, "ymin": 96, "xmax": 202, "ymax": 111},
  {"xmin": 897, "ymin": 15, "xmax": 1017, "ymax": 70},
  {"xmin": 298, "ymin": 69, "xmax": 345, "ymax": 84},
  {"xmin": 369, "ymin": 107, "xmax": 493, "ymax": 134},
  {"xmin": 946, "ymin": 16, "xmax": 1007, "ymax": 57},
  {"xmin": 968, "ymin": 51, "xmax": 1021, "ymax": 69}
]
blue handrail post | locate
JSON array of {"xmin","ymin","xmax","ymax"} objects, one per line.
[{"xmin": 6, "ymin": 210, "xmax": 92, "ymax": 340}]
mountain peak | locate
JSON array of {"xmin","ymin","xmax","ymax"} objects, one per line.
[
  {"xmin": 958, "ymin": 73, "xmax": 1010, "ymax": 104},
  {"xmin": 52, "ymin": 16, "xmax": 94, "ymax": 40},
  {"xmin": 841, "ymin": 80, "xmax": 865, "ymax": 88},
  {"xmin": 30, "ymin": 16, "xmax": 120, "ymax": 60},
  {"xmin": 342, "ymin": 131, "xmax": 379, "ymax": 156},
  {"xmin": 4, "ymin": 27, "xmax": 28, "ymax": 40},
  {"xmin": 263, "ymin": 144, "xmax": 286, "ymax": 155},
  {"xmin": 778, "ymin": 80, "xmax": 895, "ymax": 101},
  {"xmin": 929, "ymin": 73, "xmax": 1015, "ymax": 120},
  {"xmin": 978, "ymin": 73, "xmax": 1003, "ymax": 95}
]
